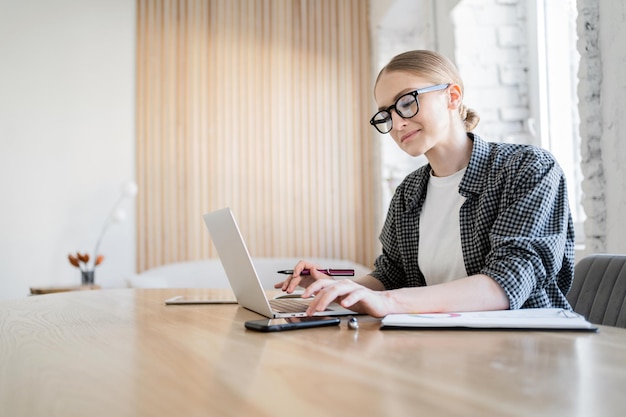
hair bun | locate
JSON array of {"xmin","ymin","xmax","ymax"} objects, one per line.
[{"xmin": 459, "ymin": 105, "xmax": 480, "ymax": 132}]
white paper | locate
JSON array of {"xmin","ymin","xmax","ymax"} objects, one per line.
[{"xmin": 381, "ymin": 308, "xmax": 595, "ymax": 330}]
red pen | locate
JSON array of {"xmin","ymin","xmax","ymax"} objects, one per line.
[{"xmin": 277, "ymin": 269, "xmax": 355, "ymax": 277}]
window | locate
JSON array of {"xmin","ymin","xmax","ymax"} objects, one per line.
[{"xmin": 527, "ymin": 0, "xmax": 584, "ymax": 242}]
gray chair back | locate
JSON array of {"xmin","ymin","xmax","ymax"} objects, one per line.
[{"xmin": 567, "ymin": 254, "xmax": 626, "ymax": 328}]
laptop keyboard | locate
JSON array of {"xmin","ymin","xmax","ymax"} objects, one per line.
[{"xmin": 269, "ymin": 298, "xmax": 313, "ymax": 313}]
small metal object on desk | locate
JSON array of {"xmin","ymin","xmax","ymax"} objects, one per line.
[{"xmin": 348, "ymin": 316, "xmax": 359, "ymax": 330}]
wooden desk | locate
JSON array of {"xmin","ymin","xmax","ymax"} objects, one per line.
[{"xmin": 1, "ymin": 289, "xmax": 625, "ymax": 417}]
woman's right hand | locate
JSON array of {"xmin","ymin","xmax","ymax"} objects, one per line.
[{"xmin": 274, "ymin": 260, "xmax": 333, "ymax": 294}]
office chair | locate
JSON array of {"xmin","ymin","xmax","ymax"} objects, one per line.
[{"xmin": 567, "ymin": 253, "xmax": 626, "ymax": 328}]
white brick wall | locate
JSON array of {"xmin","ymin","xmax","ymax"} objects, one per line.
[
  {"xmin": 452, "ymin": 0, "xmax": 534, "ymax": 145},
  {"xmin": 577, "ymin": 0, "xmax": 605, "ymax": 253}
]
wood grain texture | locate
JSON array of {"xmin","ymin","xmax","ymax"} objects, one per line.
[
  {"xmin": 135, "ymin": 0, "xmax": 378, "ymax": 273},
  {"xmin": 1, "ymin": 289, "xmax": 626, "ymax": 417}
]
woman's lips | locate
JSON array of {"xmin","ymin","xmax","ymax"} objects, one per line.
[{"xmin": 400, "ymin": 129, "xmax": 420, "ymax": 143}]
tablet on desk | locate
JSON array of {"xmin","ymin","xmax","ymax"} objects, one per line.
[{"xmin": 164, "ymin": 295, "xmax": 238, "ymax": 305}]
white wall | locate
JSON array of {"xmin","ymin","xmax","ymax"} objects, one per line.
[
  {"xmin": 0, "ymin": 0, "xmax": 136, "ymax": 300},
  {"xmin": 597, "ymin": 2, "xmax": 626, "ymax": 253},
  {"xmin": 578, "ymin": 0, "xmax": 626, "ymax": 255}
]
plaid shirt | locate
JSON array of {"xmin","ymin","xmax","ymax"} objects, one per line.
[{"xmin": 371, "ymin": 133, "xmax": 575, "ymax": 309}]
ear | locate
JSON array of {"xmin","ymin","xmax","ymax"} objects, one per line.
[{"xmin": 447, "ymin": 83, "xmax": 463, "ymax": 110}]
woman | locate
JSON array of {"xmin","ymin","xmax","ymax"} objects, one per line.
[{"xmin": 276, "ymin": 50, "xmax": 574, "ymax": 317}]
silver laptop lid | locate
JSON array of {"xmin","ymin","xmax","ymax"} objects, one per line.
[{"xmin": 202, "ymin": 208, "xmax": 274, "ymax": 317}]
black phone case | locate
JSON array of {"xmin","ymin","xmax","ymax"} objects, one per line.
[{"xmin": 244, "ymin": 317, "xmax": 341, "ymax": 332}]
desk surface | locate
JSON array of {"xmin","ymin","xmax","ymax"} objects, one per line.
[{"xmin": 1, "ymin": 288, "xmax": 625, "ymax": 417}]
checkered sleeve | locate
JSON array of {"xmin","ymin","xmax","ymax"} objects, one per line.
[
  {"xmin": 370, "ymin": 193, "xmax": 408, "ymax": 290},
  {"xmin": 478, "ymin": 146, "xmax": 573, "ymax": 309}
]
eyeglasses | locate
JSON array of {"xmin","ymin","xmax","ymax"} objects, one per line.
[{"xmin": 369, "ymin": 84, "xmax": 450, "ymax": 134}]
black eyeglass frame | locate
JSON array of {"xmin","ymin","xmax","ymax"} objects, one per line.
[{"xmin": 369, "ymin": 83, "xmax": 450, "ymax": 134}]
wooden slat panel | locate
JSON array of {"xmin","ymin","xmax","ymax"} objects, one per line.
[{"xmin": 136, "ymin": 0, "xmax": 377, "ymax": 272}]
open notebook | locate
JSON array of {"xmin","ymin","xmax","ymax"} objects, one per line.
[{"xmin": 381, "ymin": 308, "xmax": 597, "ymax": 331}]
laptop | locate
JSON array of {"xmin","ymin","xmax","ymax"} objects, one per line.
[{"xmin": 202, "ymin": 207, "xmax": 357, "ymax": 318}]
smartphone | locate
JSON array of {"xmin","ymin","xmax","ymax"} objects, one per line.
[{"xmin": 244, "ymin": 316, "xmax": 341, "ymax": 332}]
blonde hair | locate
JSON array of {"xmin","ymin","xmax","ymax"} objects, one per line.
[{"xmin": 375, "ymin": 50, "xmax": 480, "ymax": 132}]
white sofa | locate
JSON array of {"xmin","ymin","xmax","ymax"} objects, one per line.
[{"xmin": 127, "ymin": 257, "xmax": 372, "ymax": 289}]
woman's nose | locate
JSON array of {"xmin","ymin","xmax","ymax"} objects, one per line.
[{"xmin": 390, "ymin": 109, "xmax": 408, "ymax": 131}]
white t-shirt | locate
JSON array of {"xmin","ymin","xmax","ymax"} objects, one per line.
[{"xmin": 418, "ymin": 168, "xmax": 467, "ymax": 285}]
